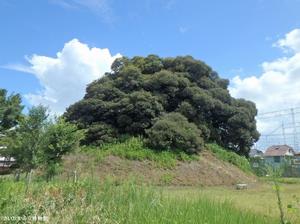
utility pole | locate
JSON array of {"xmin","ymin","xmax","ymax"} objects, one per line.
[{"xmin": 291, "ymin": 108, "xmax": 299, "ymax": 150}]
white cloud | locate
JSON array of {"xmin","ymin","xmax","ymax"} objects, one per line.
[
  {"xmin": 7, "ymin": 39, "xmax": 121, "ymax": 114},
  {"xmin": 274, "ymin": 28, "xmax": 300, "ymax": 53},
  {"xmin": 229, "ymin": 29, "xmax": 300, "ymax": 136}
]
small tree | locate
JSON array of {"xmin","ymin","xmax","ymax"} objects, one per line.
[
  {"xmin": 41, "ymin": 118, "xmax": 84, "ymax": 180},
  {"xmin": 6, "ymin": 105, "xmax": 84, "ymax": 180},
  {"xmin": 7, "ymin": 105, "xmax": 49, "ymax": 175}
]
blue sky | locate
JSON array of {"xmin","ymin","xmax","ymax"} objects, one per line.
[
  {"xmin": 2, "ymin": 0, "xmax": 300, "ymax": 81},
  {"xmin": 1, "ymin": 0, "xmax": 300, "ymax": 141}
]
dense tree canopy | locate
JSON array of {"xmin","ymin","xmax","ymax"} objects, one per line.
[{"xmin": 65, "ymin": 55, "xmax": 260, "ymax": 156}]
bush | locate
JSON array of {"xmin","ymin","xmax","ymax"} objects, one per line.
[
  {"xmin": 42, "ymin": 118, "xmax": 84, "ymax": 180},
  {"xmin": 146, "ymin": 113, "xmax": 204, "ymax": 153}
]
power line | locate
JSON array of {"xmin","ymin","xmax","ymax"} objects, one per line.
[
  {"xmin": 257, "ymin": 111, "xmax": 300, "ymax": 120},
  {"xmin": 256, "ymin": 106, "xmax": 300, "ymax": 151},
  {"xmin": 258, "ymin": 106, "xmax": 300, "ymax": 116}
]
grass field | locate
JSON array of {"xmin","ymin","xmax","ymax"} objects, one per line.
[
  {"xmin": 0, "ymin": 176, "xmax": 280, "ymax": 224},
  {"xmin": 164, "ymin": 180, "xmax": 300, "ymax": 223}
]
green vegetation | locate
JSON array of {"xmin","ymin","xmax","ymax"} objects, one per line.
[
  {"xmin": 165, "ymin": 182, "xmax": 300, "ymax": 224},
  {"xmin": 159, "ymin": 173, "xmax": 175, "ymax": 185},
  {"xmin": 82, "ymin": 137, "xmax": 198, "ymax": 168},
  {"xmin": 0, "ymin": 89, "xmax": 23, "ymax": 133},
  {"xmin": 206, "ymin": 143, "xmax": 252, "ymax": 173},
  {"xmin": 146, "ymin": 112, "xmax": 204, "ymax": 153},
  {"xmin": 2, "ymin": 106, "xmax": 83, "ymax": 180},
  {"xmin": 0, "ymin": 89, "xmax": 23, "ymax": 148},
  {"xmin": 0, "ymin": 178, "xmax": 277, "ymax": 224},
  {"xmin": 65, "ymin": 55, "xmax": 259, "ymax": 156},
  {"xmin": 0, "ymin": 54, "xmax": 268, "ymax": 223},
  {"xmin": 262, "ymin": 177, "xmax": 300, "ymax": 185}
]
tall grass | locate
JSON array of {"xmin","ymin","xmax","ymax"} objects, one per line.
[
  {"xmin": 81, "ymin": 137, "xmax": 198, "ymax": 168},
  {"xmin": 0, "ymin": 177, "xmax": 276, "ymax": 224},
  {"xmin": 206, "ymin": 143, "xmax": 252, "ymax": 173}
]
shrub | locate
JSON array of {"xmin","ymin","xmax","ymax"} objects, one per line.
[
  {"xmin": 42, "ymin": 118, "xmax": 84, "ymax": 180},
  {"xmin": 146, "ymin": 113, "xmax": 204, "ymax": 153}
]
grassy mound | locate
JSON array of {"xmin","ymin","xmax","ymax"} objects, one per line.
[
  {"xmin": 206, "ymin": 143, "xmax": 252, "ymax": 173},
  {"xmin": 81, "ymin": 137, "xmax": 198, "ymax": 168},
  {"xmin": 61, "ymin": 138, "xmax": 256, "ymax": 186}
]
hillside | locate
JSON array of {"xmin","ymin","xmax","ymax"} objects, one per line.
[{"xmin": 62, "ymin": 139, "xmax": 256, "ymax": 186}]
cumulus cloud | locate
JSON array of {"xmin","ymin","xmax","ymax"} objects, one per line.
[
  {"xmin": 229, "ymin": 29, "xmax": 300, "ymax": 135},
  {"xmin": 6, "ymin": 39, "xmax": 121, "ymax": 114},
  {"xmin": 274, "ymin": 28, "xmax": 300, "ymax": 53}
]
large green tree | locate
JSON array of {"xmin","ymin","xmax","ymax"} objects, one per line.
[
  {"xmin": 0, "ymin": 89, "xmax": 23, "ymax": 132},
  {"xmin": 65, "ymin": 55, "xmax": 259, "ymax": 156}
]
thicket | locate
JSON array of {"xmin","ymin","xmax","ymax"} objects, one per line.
[{"xmin": 65, "ymin": 55, "xmax": 259, "ymax": 156}]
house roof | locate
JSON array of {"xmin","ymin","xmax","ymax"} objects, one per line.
[
  {"xmin": 264, "ymin": 145, "xmax": 295, "ymax": 157},
  {"xmin": 0, "ymin": 156, "xmax": 15, "ymax": 162}
]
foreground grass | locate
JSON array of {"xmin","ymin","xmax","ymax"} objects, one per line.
[
  {"xmin": 0, "ymin": 177, "xmax": 276, "ymax": 224},
  {"xmin": 261, "ymin": 177, "xmax": 300, "ymax": 185},
  {"xmin": 206, "ymin": 143, "xmax": 252, "ymax": 173},
  {"xmin": 81, "ymin": 137, "xmax": 198, "ymax": 168},
  {"xmin": 164, "ymin": 181, "xmax": 300, "ymax": 224}
]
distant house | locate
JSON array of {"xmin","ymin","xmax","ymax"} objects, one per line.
[
  {"xmin": 0, "ymin": 156, "xmax": 16, "ymax": 174},
  {"xmin": 0, "ymin": 134, "xmax": 16, "ymax": 173},
  {"xmin": 0, "ymin": 156, "xmax": 15, "ymax": 167},
  {"xmin": 264, "ymin": 145, "xmax": 295, "ymax": 167},
  {"xmin": 249, "ymin": 148, "xmax": 264, "ymax": 158},
  {"xmin": 293, "ymin": 152, "xmax": 300, "ymax": 166}
]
